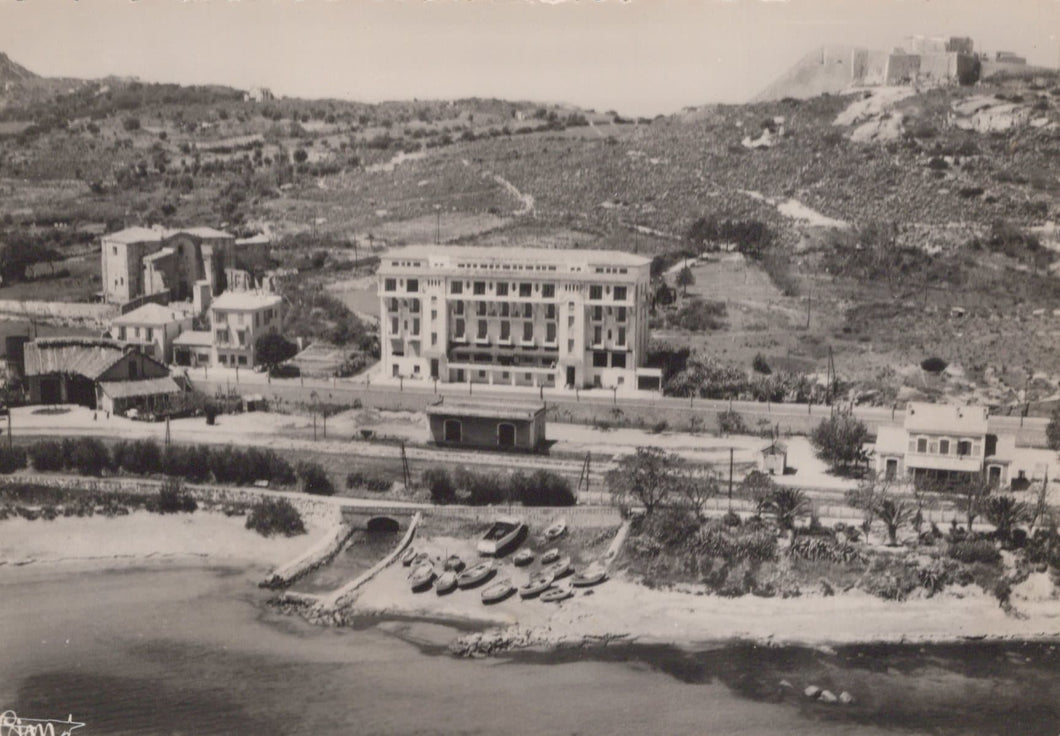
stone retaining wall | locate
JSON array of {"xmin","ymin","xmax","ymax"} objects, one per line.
[{"xmin": 0, "ymin": 299, "xmax": 118, "ymax": 327}]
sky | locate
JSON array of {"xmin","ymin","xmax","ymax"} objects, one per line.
[{"xmin": 0, "ymin": 0, "xmax": 1058, "ymax": 116}]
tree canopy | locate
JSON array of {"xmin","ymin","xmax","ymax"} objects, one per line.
[
  {"xmin": 255, "ymin": 332, "xmax": 298, "ymax": 370},
  {"xmin": 605, "ymin": 446, "xmax": 686, "ymax": 515},
  {"xmin": 811, "ymin": 413, "xmax": 870, "ymax": 473}
]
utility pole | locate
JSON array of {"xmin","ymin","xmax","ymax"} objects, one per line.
[
  {"xmin": 728, "ymin": 447, "xmax": 734, "ymax": 512},
  {"xmin": 805, "ymin": 291, "xmax": 811, "ymax": 329},
  {"xmin": 6, "ymin": 412, "xmax": 11, "ymax": 449},
  {"xmin": 165, "ymin": 416, "xmax": 171, "ymax": 447}
]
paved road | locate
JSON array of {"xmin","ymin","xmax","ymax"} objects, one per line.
[{"xmin": 185, "ymin": 367, "xmax": 1051, "ymax": 447}]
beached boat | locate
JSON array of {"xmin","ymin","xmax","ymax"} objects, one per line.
[
  {"xmin": 435, "ymin": 571, "xmax": 458, "ymax": 595},
  {"xmin": 539, "ymin": 585, "xmax": 574, "ymax": 603},
  {"xmin": 400, "ymin": 547, "xmax": 418, "ymax": 567},
  {"xmin": 476, "ymin": 516, "xmax": 526, "ymax": 556},
  {"xmin": 518, "ymin": 571, "xmax": 555, "ymax": 599},
  {"xmin": 444, "ymin": 555, "xmax": 466, "ymax": 573},
  {"xmin": 541, "ymin": 548, "xmax": 561, "ymax": 565},
  {"xmin": 513, "ymin": 549, "xmax": 535, "ymax": 566},
  {"xmin": 571, "ymin": 565, "xmax": 607, "ymax": 587},
  {"xmin": 409, "ymin": 564, "xmax": 435, "ymax": 592},
  {"xmin": 544, "ymin": 519, "xmax": 567, "ymax": 541},
  {"xmin": 480, "ymin": 579, "xmax": 515, "ymax": 604},
  {"xmin": 544, "ymin": 556, "xmax": 573, "ymax": 579},
  {"xmin": 457, "ymin": 561, "xmax": 495, "ymax": 589},
  {"xmin": 412, "ymin": 552, "xmax": 431, "ymax": 567}
]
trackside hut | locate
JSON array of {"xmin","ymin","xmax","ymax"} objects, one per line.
[{"xmin": 426, "ymin": 398, "xmax": 546, "ymax": 451}]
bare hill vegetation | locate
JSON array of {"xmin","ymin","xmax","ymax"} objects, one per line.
[{"xmin": 1, "ymin": 51, "xmax": 1059, "ymax": 409}]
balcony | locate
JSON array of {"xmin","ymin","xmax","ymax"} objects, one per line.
[
  {"xmin": 474, "ymin": 336, "xmax": 491, "ymax": 346},
  {"xmin": 905, "ymin": 453, "xmax": 982, "ymax": 474}
]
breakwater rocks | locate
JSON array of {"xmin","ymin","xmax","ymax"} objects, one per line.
[{"xmin": 448, "ymin": 628, "xmax": 632, "ymax": 658}]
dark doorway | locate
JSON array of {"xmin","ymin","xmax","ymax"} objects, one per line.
[
  {"xmin": 498, "ymin": 422, "xmax": 516, "ymax": 447},
  {"xmin": 987, "ymin": 466, "xmax": 1002, "ymax": 488},
  {"xmin": 885, "ymin": 458, "xmax": 898, "ymax": 481},
  {"xmin": 40, "ymin": 378, "xmax": 61, "ymax": 404},
  {"xmin": 444, "ymin": 419, "xmax": 461, "ymax": 443},
  {"xmin": 430, "ymin": 359, "xmax": 439, "ymax": 379},
  {"xmin": 566, "ymin": 366, "xmax": 575, "ymax": 387}
]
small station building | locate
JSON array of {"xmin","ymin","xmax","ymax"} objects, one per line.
[{"xmin": 426, "ymin": 398, "xmax": 546, "ymax": 452}]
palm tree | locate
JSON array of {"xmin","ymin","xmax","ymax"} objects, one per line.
[
  {"xmin": 984, "ymin": 495, "xmax": 1029, "ymax": 545},
  {"xmin": 770, "ymin": 487, "xmax": 808, "ymax": 533},
  {"xmin": 875, "ymin": 497, "xmax": 913, "ymax": 546}
]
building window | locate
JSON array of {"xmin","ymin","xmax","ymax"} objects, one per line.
[
  {"xmin": 412, "ymin": 318, "xmax": 420, "ymax": 334},
  {"xmin": 542, "ymin": 283, "xmax": 555, "ymax": 298},
  {"xmin": 589, "ymin": 285, "xmax": 603, "ymax": 300},
  {"xmin": 455, "ymin": 319, "xmax": 465, "ymax": 338},
  {"xmin": 592, "ymin": 351, "xmax": 607, "ymax": 367},
  {"xmin": 473, "ymin": 281, "xmax": 486, "ymax": 295},
  {"xmin": 545, "ymin": 304, "xmax": 556, "ymax": 319},
  {"xmin": 523, "ymin": 322, "xmax": 533, "ymax": 342},
  {"xmin": 917, "ymin": 438, "xmax": 927, "ymax": 453},
  {"xmin": 617, "ymin": 306, "xmax": 627, "ymax": 322},
  {"xmin": 431, "ymin": 309, "xmax": 437, "ymax": 321},
  {"xmin": 614, "ymin": 286, "xmax": 627, "ymax": 301},
  {"xmin": 431, "ymin": 332, "xmax": 438, "ymax": 346},
  {"xmin": 546, "ymin": 322, "xmax": 556, "ymax": 342},
  {"xmin": 500, "ymin": 321, "xmax": 510, "ymax": 340},
  {"xmin": 407, "ymin": 279, "xmax": 419, "ymax": 292},
  {"xmin": 522, "ymin": 303, "xmax": 532, "ymax": 318},
  {"xmin": 385, "ymin": 278, "xmax": 396, "ymax": 291},
  {"xmin": 451, "ymin": 281, "xmax": 463, "ymax": 295},
  {"xmin": 496, "ymin": 282, "xmax": 509, "ymax": 296},
  {"xmin": 410, "ymin": 300, "xmax": 420, "ymax": 313},
  {"xmin": 119, "ymin": 327, "xmax": 126, "ymax": 340},
  {"xmin": 592, "ymin": 306, "xmax": 603, "ymax": 321},
  {"xmin": 500, "ymin": 303, "xmax": 510, "ymax": 317},
  {"xmin": 477, "ymin": 320, "xmax": 488, "ymax": 339},
  {"xmin": 939, "ymin": 439, "xmax": 950, "ymax": 455},
  {"xmin": 238, "ymin": 355, "xmax": 248, "ymax": 366},
  {"xmin": 957, "ymin": 440, "xmax": 972, "ymax": 456},
  {"xmin": 519, "ymin": 283, "xmax": 532, "ymax": 297},
  {"xmin": 567, "ymin": 339, "xmax": 575, "ymax": 353},
  {"xmin": 112, "ymin": 246, "xmax": 118, "ymax": 255},
  {"xmin": 612, "ymin": 352, "xmax": 627, "ymax": 368},
  {"xmin": 618, "ymin": 327, "xmax": 626, "ymax": 346},
  {"xmin": 593, "ymin": 326, "xmax": 602, "ymax": 345},
  {"xmin": 476, "ymin": 302, "xmax": 487, "ymax": 316},
  {"xmin": 391, "ymin": 317, "xmax": 399, "ymax": 335},
  {"xmin": 454, "ymin": 302, "xmax": 464, "ymax": 316}
]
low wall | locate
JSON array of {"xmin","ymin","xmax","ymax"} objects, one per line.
[
  {"xmin": 261, "ymin": 522, "xmax": 356, "ymax": 590},
  {"xmin": 421, "ymin": 503, "xmax": 622, "ymax": 528},
  {"xmin": 320, "ymin": 511, "xmax": 421, "ymax": 610},
  {"xmin": 0, "ymin": 299, "xmax": 118, "ymax": 327}
]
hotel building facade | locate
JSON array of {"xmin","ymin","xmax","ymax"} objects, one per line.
[{"xmin": 377, "ymin": 246, "xmax": 661, "ymax": 391}]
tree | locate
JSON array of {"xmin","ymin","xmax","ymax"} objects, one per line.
[
  {"xmin": 675, "ymin": 468, "xmax": 718, "ymax": 520},
  {"xmin": 293, "ymin": 148, "xmax": 308, "ymax": 164},
  {"xmin": 676, "ymin": 264, "xmax": 695, "ymax": 297},
  {"xmin": 770, "ymin": 487, "xmax": 809, "ymax": 533},
  {"xmin": 1047, "ymin": 405, "xmax": 1060, "ymax": 451},
  {"xmin": 740, "ymin": 470, "xmax": 775, "ymax": 519},
  {"xmin": 953, "ymin": 476, "xmax": 992, "ymax": 530},
  {"xmin": 255, "ymin": 332, "xmax": 298, "ymax": 371},
  {"xmin": 845, "ymin": 477, "xmax": 891, "ymax": 533},
  {"xmin": 605, "ymin": 446, "xmax": 684, "ymax": 515},
  {"xmin": 984, "ymin": 495, "xmax": 1029, "ymax": 545},
  {"xmin": 811, "ymin": 414, "xmax": 870, "ymax": 474},
  {"xmin": 876, "ymin": 497, "xmax": 913, "ymax": 546}
]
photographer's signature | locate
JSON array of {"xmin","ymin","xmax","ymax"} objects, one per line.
[{"xmin": 0, "ymin": 711, "xmax": 85, "ymax": 736}]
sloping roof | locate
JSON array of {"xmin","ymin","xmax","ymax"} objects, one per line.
[
  {"xmin": 176, "ymin": 227, "xmax": 233, "ymax": 240},
  {"xmin": 142, "ymin": 247, "xmax": 175, "ymax": 264},
  {"xmin": 173, "ymin": 330, "xmax": 212, "ymax": 348},
  {"xmin": 235, "ymin": 234, "xmax": 271, "ymax": 246},
  {"xmin": 112, "ymin": 302, "xmax": 189, "ymax": 327},
  {"xmin": 211, "ymin": 290, "xmax": 282, "ymax": 311},
  {"xmin": 103, "ymin": 226, "xmax": 166, "ymax": 245},
  {"xmin": 383, "ymin": 244, "xmax": 650, "ymax": 268},
  {"xmin": 23, "ymin": 338, "xmax": 126, "ymax": 379},
  {"xmin": 426, "ymin": 398, "xmax": 545, "ymax": 421},
  {"xmin": 98, "ymin": 376, "xmax": 182, "ymax": 399},
  {"xmin": 904, "ymin": 402, "xmax": 988, "ymax": 435}
]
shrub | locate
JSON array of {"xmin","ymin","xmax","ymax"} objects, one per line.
[
  {"xmin": 693, "ymin": 521, "xmax": 779, "ymax": 563},
  {"xmin": 158, "ymin": 477, "xmax": 197, "ymax": 513},
  {"xmin": 0, "ymin": 445, "xmax": 27, "ymax": 474},
  {"xmin": 66, "ymin": 437, "xmax": 110, "ymax": 476},
  {"xmin": 920, "ymin": 356, "xmax": 948, "ymax": 373},
  {"xmin": 511, "ymin": 470, "xmax": 575, "ymax": 506},
  {"xmin": 297, "ymin": 461, "xmax": 334, "ymax": 496},
  {"xmin": 752, "ymin": 353, "xmax": 772, "ymax": 375},
  {"xmin": 422, "ymin": 467, "xmax": 456, "ymax": 503},
  {"xmin": 717, "ymin": 409, "xmax": 747, "ymax": 435},
  {"xmin": 29, "ymin": 440, "xmax": 64, "ymax": 471},
  {"xmin": 453, "ymin": 466, "xmax": 508, "ymax": 506},
  {"xmin": 205, "ymin": 404, "xmax": 219, "ymax": 425},
  {"xmin": 245, "ymin": 498, "xmax": 306, "ymax": 537},
  {"xmin": 117, "ymin": 439, "xmax": 162, "ymax": 476},
  {"xmin": 788, "ymin": 536, "xmax": 864, "ymax": 564},
  {"xmin": 947, "ymin": 538, "xmax": 1001, "ymax": 565},
  {"xmin": 346, "ymin": 469, "xmax": 392, "ymax": 493},
  {"xmin": 810, "ymin": 414, "xmax": 870, "ymax": 472}
]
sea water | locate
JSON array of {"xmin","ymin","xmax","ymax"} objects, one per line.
[{"xmin": 1, "ymin": 565, "xmax": 1057, "ymax": 736}]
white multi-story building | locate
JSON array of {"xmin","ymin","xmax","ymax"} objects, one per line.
[
  {"xmin": 209, "ymin": 291, "xmax": 283, "ymax": 367},
  {"xmin": 377, "ymin": 245, "xmax": 661, "ymax": 391}
]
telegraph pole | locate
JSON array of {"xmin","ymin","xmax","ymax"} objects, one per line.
[{"xmin": 728, "ymin": 447, "xmax": 734, "ymax": 511}]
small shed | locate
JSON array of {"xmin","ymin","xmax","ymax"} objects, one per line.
[
  {"xmin": 426, "ymin": 398, "xmax": 546, "ymax": 452},
  {"xmin": 98, "ymin": 376, "xmax": 184, "ymax": 416},
  {"xmin": 759, "ymin": 441, "xmax": 788, "ymax": 476}
]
